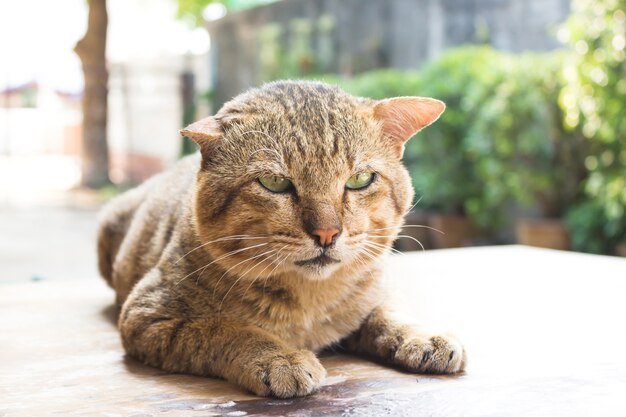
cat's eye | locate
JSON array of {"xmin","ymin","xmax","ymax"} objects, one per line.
[
  {"xmin": 346, "ymin": 171, "xmax": 375, "ymax": 190},
  {"xmin": 258, "ymin": 175, "xmax": 293, "ymax": 193}
]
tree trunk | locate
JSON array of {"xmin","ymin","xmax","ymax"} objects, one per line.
[{"xmin": 75, "ymin": 0, "xmax": 110, "ymax": 188}]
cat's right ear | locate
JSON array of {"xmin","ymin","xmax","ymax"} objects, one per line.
[
  {"xmin": 179, "ymin": 116, "xmax": 224, "ymax": 159},
  {"xmin": 371, "ymin": 97, "xmax": 445, "ymax": 158}
]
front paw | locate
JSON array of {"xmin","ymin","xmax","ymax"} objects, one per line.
[
  {"xmin": 393, "ymin": 334, "xmax": 466, "ymax": 374},
  {"xmin": 250, "ymin": 350, "xmax": 327, "ymax": 398}
]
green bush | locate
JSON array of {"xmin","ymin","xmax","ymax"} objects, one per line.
[
  {"xmin": 308, "ymin": 70, "xmax": 421, "ymax": 100},
  {"xmin": 559, "ymin": 0, "xmax": 626, "ymax": 252},
  {"xmin": 566, "ymin": 199, "xmax": 626, "ymax": 254},
  {"xmin": 404, "ymin": 47, "xmax": 506, "ymax": 221},
  {"xmin": 466, "ymin": 52, "xmax": 587, "ymax": 228}
]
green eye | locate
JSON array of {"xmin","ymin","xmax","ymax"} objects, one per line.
[
  {"xmin": 346, "ymin": 171, "xmax": 375, "ymax": 190},
  {"xmin": 258, "ymin": 175, "xmax": 293, "ymax": 193}
]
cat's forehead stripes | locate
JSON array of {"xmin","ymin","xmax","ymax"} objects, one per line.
[{"xmin": 229, "ymin": 81, "xmax": 370, "ymax": 176}]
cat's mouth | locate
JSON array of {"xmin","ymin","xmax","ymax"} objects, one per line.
[{"xmin": 294, "ymin": 253, "xmax": 341, "ymax": 268}]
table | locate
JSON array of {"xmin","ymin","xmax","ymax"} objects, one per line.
[{"xmin": 2, "ymin": 245, "xmax": 626, "ymax": 417}]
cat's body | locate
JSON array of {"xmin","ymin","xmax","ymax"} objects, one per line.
[
  {"xmin": 98, "ymin": 81, "xmax": 465, "ymax": 398},
  {"xmin": 99, "ymin": 154, "xmax": 381, "ymax": 351}
]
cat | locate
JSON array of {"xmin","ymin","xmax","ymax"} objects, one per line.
[{"xmin": 97, "ymin": 80, "xmax": 466, "ymax": 398}]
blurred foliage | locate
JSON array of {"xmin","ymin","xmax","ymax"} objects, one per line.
[
  {"xmin": 314, "ymin": 69, "xmax": 422, "ymax": 99},
  {"xmin": 177, "ymin": 0, "xmax": 278, "ymax": 26},
  {"xmin": 566, "ymin": 199, "xmax": 626, "ymax": 254},
  {"xmin": 408, "ymin": 47, "xmax": 506, "ymax": 222},
  {"xmin": 559, "ymin": 0, "xmax": 626, "ymax": 252},
  {"xmin": 467, "ymin": 52, "xmax": 587, "ymax": 228},
  {"xmin": 258, "ymin": 15, "xmax": 336, "ymax": 80}
]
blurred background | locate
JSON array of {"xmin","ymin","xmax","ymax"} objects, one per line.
[{"xmin": 0, "ymin": 0, "xmax": 625, "ymax": 261}]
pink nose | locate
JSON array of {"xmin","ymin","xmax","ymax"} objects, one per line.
[{"xmin": 312, "ymin": 227, "xmax": 340, "ymax": 247}]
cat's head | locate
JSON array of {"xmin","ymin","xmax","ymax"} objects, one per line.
[{"xmin": 181, "ymin": 81, "xmax": 443, "ymax": 281}]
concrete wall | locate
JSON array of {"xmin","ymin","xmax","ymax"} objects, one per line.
[{"xmin": 207, "ymin": 0, "xmax": 570, "ymax": 107}]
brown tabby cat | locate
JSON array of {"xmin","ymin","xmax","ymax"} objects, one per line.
[{"xmin": 97, "ymin": 80, "xmax": 466, "ymax": 398}]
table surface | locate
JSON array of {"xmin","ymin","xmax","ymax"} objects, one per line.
[{"xmin": 1, "ymin": 211, "xmax": 626, "ymax": 417}]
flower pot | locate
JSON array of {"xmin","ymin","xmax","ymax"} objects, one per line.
[
  {"xmin": 394, "ymin": 211, "xmax": 433, "ymax": 252},
  {"xmin": 429, "ymin": 214, "xmax": 476, "ymax": 249},
  {"xmin": 515, "ymin": 218, "xmax": 570, "ymax": 250}
]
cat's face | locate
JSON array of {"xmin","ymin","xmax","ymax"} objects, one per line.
[{"xmin": 183, "ymin": 81, "xmax": 443, "ymax": 281}]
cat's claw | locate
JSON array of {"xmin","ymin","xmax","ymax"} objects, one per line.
[
  {"xmin": 393, "ymin": 334, "xmax": 466, "ymax": 374},
  {"xmin": 251, "ymin": 350, "xmax": 326, "ymax": 398}
]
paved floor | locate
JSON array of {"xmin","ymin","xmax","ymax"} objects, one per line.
[
  {"xmin": 2, "ymin": 244, "xmax": 626, "ymax": 416},
  {"xmin": 0, "ymin": 205, "xmax": 100, "ymax": 283}
]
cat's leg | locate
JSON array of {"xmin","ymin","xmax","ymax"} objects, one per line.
[
  {"xmin": 342, "ymin": 306, "xmax": 466, "ymax": 374},
  {"xmin": 118, "ymin": 278, "xmax": 326, "ymax": 398}
]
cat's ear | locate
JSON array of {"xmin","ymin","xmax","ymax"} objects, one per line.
[
  {"xmin": 372, "ymin": 97, "xmax": 445, "ymax": 157},
  {"xmin": 180, "ymin": 116, "xmax": 224, "ymax": 159}
]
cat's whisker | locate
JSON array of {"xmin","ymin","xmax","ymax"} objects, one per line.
[
  {"xmin": 262, "ymin": 252, "xmax": 291, "ymax": 298},
  {"xmin": 366, "ymin": 240, "xmax": 406, "ymax": 256},
  {"xmin": 176, "ymin": 242, "xmax": 268, "ymax": 286},
  {"xmin": 363, "ymin": 239, "xmax": 404, "ymax": 256},
  {"xmin": 366, "ymin": 224, "xmax": 445, "ymax": 235},
  {"xmin": 369, "ymin": 234, "xmax": 426, "ymax": 253},
  {"xmin": 212, "ymin": 248, "xmax": 276, "ymax": 301},
  {"xmin": 347, "ymin": 244, "xmax": 381, "ymax": 288},
  {"xmin": 360, "ymin": 243, "xmax": 387, "ymax": 258},
  {"xmin": 351, "ymin": 246, "xmax": 384, "ymax": 277},
  {"xmin": 241, "ymin": 130, "xmax": 279, "ymax": 143},
  {"xmin": 242, "ymin": 246, "xmax": 288, "ymax": 300},
  {"xmin": 348, "ymin": 243, "xmax": 380, "ymax": 273},
  {"xmin": 175, "ymin": 234, "xmax": 269, "ymax": 264},
  {"xmin": 241, "ymin": 131, "xmax": 287, "ymax": 167},
  {"xmin": 239, "ymin": 248, "xmax": 279, "ymax": 281},
  {"xmin": 352, "ymin": 249, "xmax": 373, "ymax": 270},
  {"xmin": 195, "ymin": 241, "xmax": 273, "ymax": 285},
  {"xmin": 357, "ymin": 245, "xmax": 382, "ymax": 265},
  {"xmin": 406, "ymin": 195, "xmax": 424, "ymax": 214},
  {"xmin": 217, "ymin": 248, "xmax": 278, "ymax": 315},
  {"xmin": 246, "ymin": 145, "xmax": 285, "ymax": 164}
]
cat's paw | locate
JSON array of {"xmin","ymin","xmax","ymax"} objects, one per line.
[
  {"xmin": 393, "ymin": 334, "xmax": 466, "ymax": 374},
  {"xmin": 252, "ymin": 350, "xmax": 326, "ymax": 398}
]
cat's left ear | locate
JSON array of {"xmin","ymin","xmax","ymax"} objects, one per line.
[
  {"xmin": 180, "ymin": 116, "xmax": 224, "ymax": 159},
  {"xmin": 372, "ymin": 97, "xmax": 445, "ymax": 157}
]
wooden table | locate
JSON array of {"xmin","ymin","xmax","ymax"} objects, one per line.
[{"xmin": 2, "ymin": 245, "xmax": 626, "ymax": 417}]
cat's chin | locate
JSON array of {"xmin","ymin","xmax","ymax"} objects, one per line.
[
  {"xmin": 291, "ymin": 262, "xmax": 342, "ymax": 281},
  {"xmin": 290, "ymin": 252, "xmax": 343, "ymax": 280}
]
